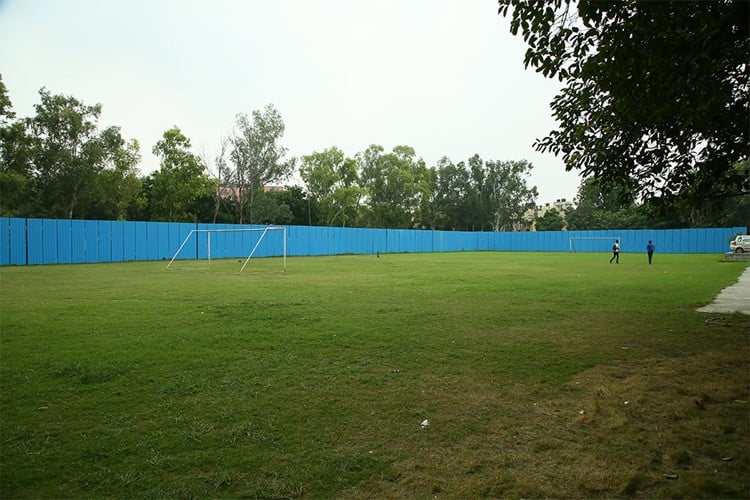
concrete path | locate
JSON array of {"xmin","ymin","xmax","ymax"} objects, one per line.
[{"xmin": 697, "ymin": 266, "xmax": 750, "ymax": 315}]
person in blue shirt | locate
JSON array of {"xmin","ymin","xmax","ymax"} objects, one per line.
[{"xmin": 646, "ymin": 240, "xmax": 655, "ymax": 264}]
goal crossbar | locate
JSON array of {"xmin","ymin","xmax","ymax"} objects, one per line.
[{"xmin": 165, "ymin": 226, "xmax": 286, "ymax": 272}]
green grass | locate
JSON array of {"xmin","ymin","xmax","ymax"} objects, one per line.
[{"xmin": 1, "ymin": 252, "xmax": 748, "ymax": 498}]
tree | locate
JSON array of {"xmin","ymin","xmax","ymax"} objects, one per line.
[
  {"xmin": 227, "ymin": 105, "xmax": 295, "ymax": 224},
  {"xmin": 429, "ymin": 157, "xmax": 476, "ymax": 230},
  {"xmin": 358, "ymin": 145, "xmax": 431, "ymax": 229},
  {"xmin": 497, "ymin": 0, "xmax": 749, "ymax": 206},
  {"xmin": 11, "ymin": 88, "xmax": 143, "ymax": 219},
  {"xmin": 276, "ymin": 185, "xmax": 316, "ymax": 226},
  {"xmin": 535, "ymin": 208, "xmax": 566, "ymax": 231},
  {"xmin": 150, "ymin": 127, "xmax": 214, "ymax": 222},
  {"xmin": 201, "ymin": 138, "xmax": 230, "ymax": 223},
  {"xmin": 27, "ymin": 89, "xmax": 108, "ymax": 218},
  {"xmin": 484, "ymin": 159, "xmax": 538, "ymax": 231},
  {"xmin": 82, "ymin": 130, "xmax": 142, "ymax": 220},
  {"xmin": 565, "ymin": 177, "xmax": 636, "ymax": 230},
  {"xmin": 0, "ymin": 75, "xmax": 34, "ymax": 217},
  {"xmin": 424, "ymin": 155, "xmax": 537, "ymax": 231},
  {"xmin": 300, "ymin": 147, "xmax": 365, "ymax": 227},
  {"xmin": 251, "ymin": 189, "xmax": 294, "ymax": 225},
  {"xmin": 0, "ymin": 75, "xmax": 12, "ymax": 122}
]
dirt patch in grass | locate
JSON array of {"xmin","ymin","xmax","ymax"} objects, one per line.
[{"xmin": 344, "ymin": 341, "xmax": 750, "ymax": 498}]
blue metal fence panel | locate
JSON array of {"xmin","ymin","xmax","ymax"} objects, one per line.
[
  {"xmin": 420, "ymin": 230, "xmax": 433, "ymax": 253},
  {"xmin": 122, "ymin": 222, "xmax": 137, "ymax": 261},
  {"xmin": 555, "ymin": 231, "xmax": 569, "ymax": 251},
  {"xmin": 431, "ymin": 230, "xmax": 441, "ymax": 252},
  {"xmin": 369, "ymin": 228, "xmax": 385, "ymax": 254},
  {"xmin": 386, "ymin": 229, "xmax": 400, "ymax": 253},
  {"xmin": 669, "ymin": 229, "xmax": 688, "ymax": 253},
  {"xmin": 27, "ymin": 219, "xmax": 44, "ymax": 265},
  {"xmin": 660, "ymin": 230, "xmax": 673, "ymax": 253},
  {"xmin": 339, "ymin": 227, "xmax": 353, "ymax": 253},
  {"xmin": 9, "ymin": 218, "xmax": 26, "ymax": 265},
  {"xmin": 111, "ymin": 221, "xmax": 124, "ymax": 262},
  {"xmin": 331, "ymin": 226, "xmax": 348, "ymax": 254},
  {"xmin": 518, "ymin": 232, "xmax": 530, "ymax": 251},
  {"xmin": 711, "ymin": 228, "xmax": 729, "ymax": 252},
  {"xmin": 133, "ymin": 222, "xmax": 148, "ymax": 261},
  {"xmin": 155, "ymin": 223, "xmax": 170, "ymax": 261},
  {"xmin": 56, "ymin": 220, "xmax": 72, "ymax": 264},
  {"xmin": 228, "ymin": 225, "xmax": 244, "ymax": 257},
  {"xmin": 497, "ymin": 231, "xmax": 512, "ymax": 251},
  {"xmin": 173, "ymin": 223, "xmax": 197, "ymax": 259},
  {"xmin": 237, "ymin": 225, "xmax": 257, "ymax": 258},
  {"xmin": 196, "ymin": 224, "xmax": 209, "ymax": 259},
  {"xmin": 271, "ymin": 226, "xmax": 286, "ymax": 256},
  {"xmin": 144, "ymin": 223, "xmax": 160, "ymax": 261},
  {"xmin": 1, "ymin": 218, "xmax": 746, "ymax": 265},
  {"xmin": 316, "ymin": 226, "xmax": 333, "ymax": 255},
  {"xmin": 259, "ymin": 225, "xmax": 276, "ymax": 257},
  {"xmin": 69, "ymin": 220, "xmax": 85, "ymax": 263},
  {"xmin": 83, "ymin": 221, "xmax": 99, "ymax": 263},
  {"xmin": 346, "ymin": 227, "xmax": 359, "ymax": 253},
  {"xmin": 543, "ymin": 232, "xmax": 553, "ymax": 251},
  {"xmin": 655, "ymin": 230, "xmax": 666, "ymax": 253},
  {"xmin": 40, "ymin": 220, "xmax": 58, "ymax": 264},
  {"xmin": 243, "ymin": 225, "xmax": 256, "ymax": 257},
  {"xmin": 205, "ymin": 224, "xmax": 222, "ymax": 258},
  {"xmin": 617, "ymin": 230, "xmax": 630, "ymax": 253},
  {"xmin": 288, "ymin": 225, "xmax": 309, "ymax": 256},
  {"xmin": 716, "ymin": 228, "xmax": 736, "ymax": 253},
  {"xmin": 42, "ymin": 219, "xmax": 58, "ymax": 264},
  {"xmin": 247, "ymin": 225, "xmax": 266, "ymax": 257},
  {"xmin": 684, "ymin": 229, "xmax": 695, "ymax": 253},
  {"xmin": 0, "ymin": 218, "xmax": 10, "ymax": 265},
  {"xmin": 97, "ymin": 221, "xmax": 113, "ymax": 263},
  {"xmin": 678, "ymin": 229, "xmax": 687, "ymax": 252},
  {"xmin": 446, "ymin": 231, "xmax": 467, "ymax": 252},
  {"xmin": 223, "ymin": 223, "xmax": 237, "ymax": 258},
  {"xmin": 166, "ymin": 223, "xmax": 181, "ymax": 260},
  {"xmin": 695, "ymin": 229, "xmax": 707, "ymax": 253},
  {"xmin": 519, "ymin": 232, "xmax": 532, "ymax": 251}
]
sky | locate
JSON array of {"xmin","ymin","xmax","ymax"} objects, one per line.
[{"xmin": 0, "ymin": 0, "xmax": 581, "ymax": 203}]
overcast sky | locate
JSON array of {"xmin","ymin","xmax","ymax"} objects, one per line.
[{"xmin": 0, "ymin": 0, "xmax": 581, "ymax": 203}]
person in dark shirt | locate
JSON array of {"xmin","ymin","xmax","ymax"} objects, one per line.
[{"xmin": 646, "ymin": 240, "xmax": 655, "ymax": 264}]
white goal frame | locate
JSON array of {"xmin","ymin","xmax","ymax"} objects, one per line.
[
  {"xmin": 165, "ymin": 226, "xmax": 286, "ymax": 273},
  {"xmin": 569, "ymin": 236, "xmax": 621, "ymax": 253}
]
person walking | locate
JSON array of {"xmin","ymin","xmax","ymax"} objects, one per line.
[
  {"xmin": 609, "ymin": 239, "xmax": 620, "ymax": 264},
  {"xmin": 646, "ymin": 240, "xmax": 655, "ymax": 264}
]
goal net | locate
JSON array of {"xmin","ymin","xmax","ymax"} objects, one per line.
[
  {"xmin": 165, "ymin": 226, "xmax": 287, "ymax": 273},
  {"xmin": 569, "ymin": 236, "xmax": 621, "ymax": 253}
]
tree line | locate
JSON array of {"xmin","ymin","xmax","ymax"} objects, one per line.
[{"xmin": 1, "ymin": 78, "xmax": 746, "ymax": 231}]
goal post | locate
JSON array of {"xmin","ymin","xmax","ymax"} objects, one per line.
[
  {"xmin": 165, "ymin": 226, "xmax": 287, "ymax": 272},
  {"xmin": 569, "ymin": 236, "xmax": 621, "ymax": 253}
]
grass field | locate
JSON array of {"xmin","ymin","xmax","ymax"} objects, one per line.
[{"xmin": 1, "ymin": 252, "xmax": 748, "ymax": 498}]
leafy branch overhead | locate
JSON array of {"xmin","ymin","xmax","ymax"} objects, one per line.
[{"xmin": 498, "ymin": 0, "xmax": 750, "ymax": 205}]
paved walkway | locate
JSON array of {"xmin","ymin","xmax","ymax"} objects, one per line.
[{"xmin": 697, "ymin": 266, "xmax": 750, "ymax": 315}]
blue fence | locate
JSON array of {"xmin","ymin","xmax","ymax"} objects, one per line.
[{"xmin": 0, "ymin": 217, "xmax": 744, "ymax": 266}]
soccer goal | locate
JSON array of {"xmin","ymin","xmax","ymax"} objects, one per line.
[
  {"xmin": 165, "ymin": 226, "xmax": 286, "ymax": 273},
  {"xmin": 569, "ymin": 236, "xmax": 621, "ymax": 253}
]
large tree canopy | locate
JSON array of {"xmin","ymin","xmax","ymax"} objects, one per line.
[
  {"xmin": 497, "ymin": 0, "xmax": 749, "ymax": 206},
  {"xmin": 150, "ymin": 127, "xmax": 213, "ymax": 222},
  {"xmin": 227, "ymin": 105, "xmax": 295, "ymax": 224}
]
